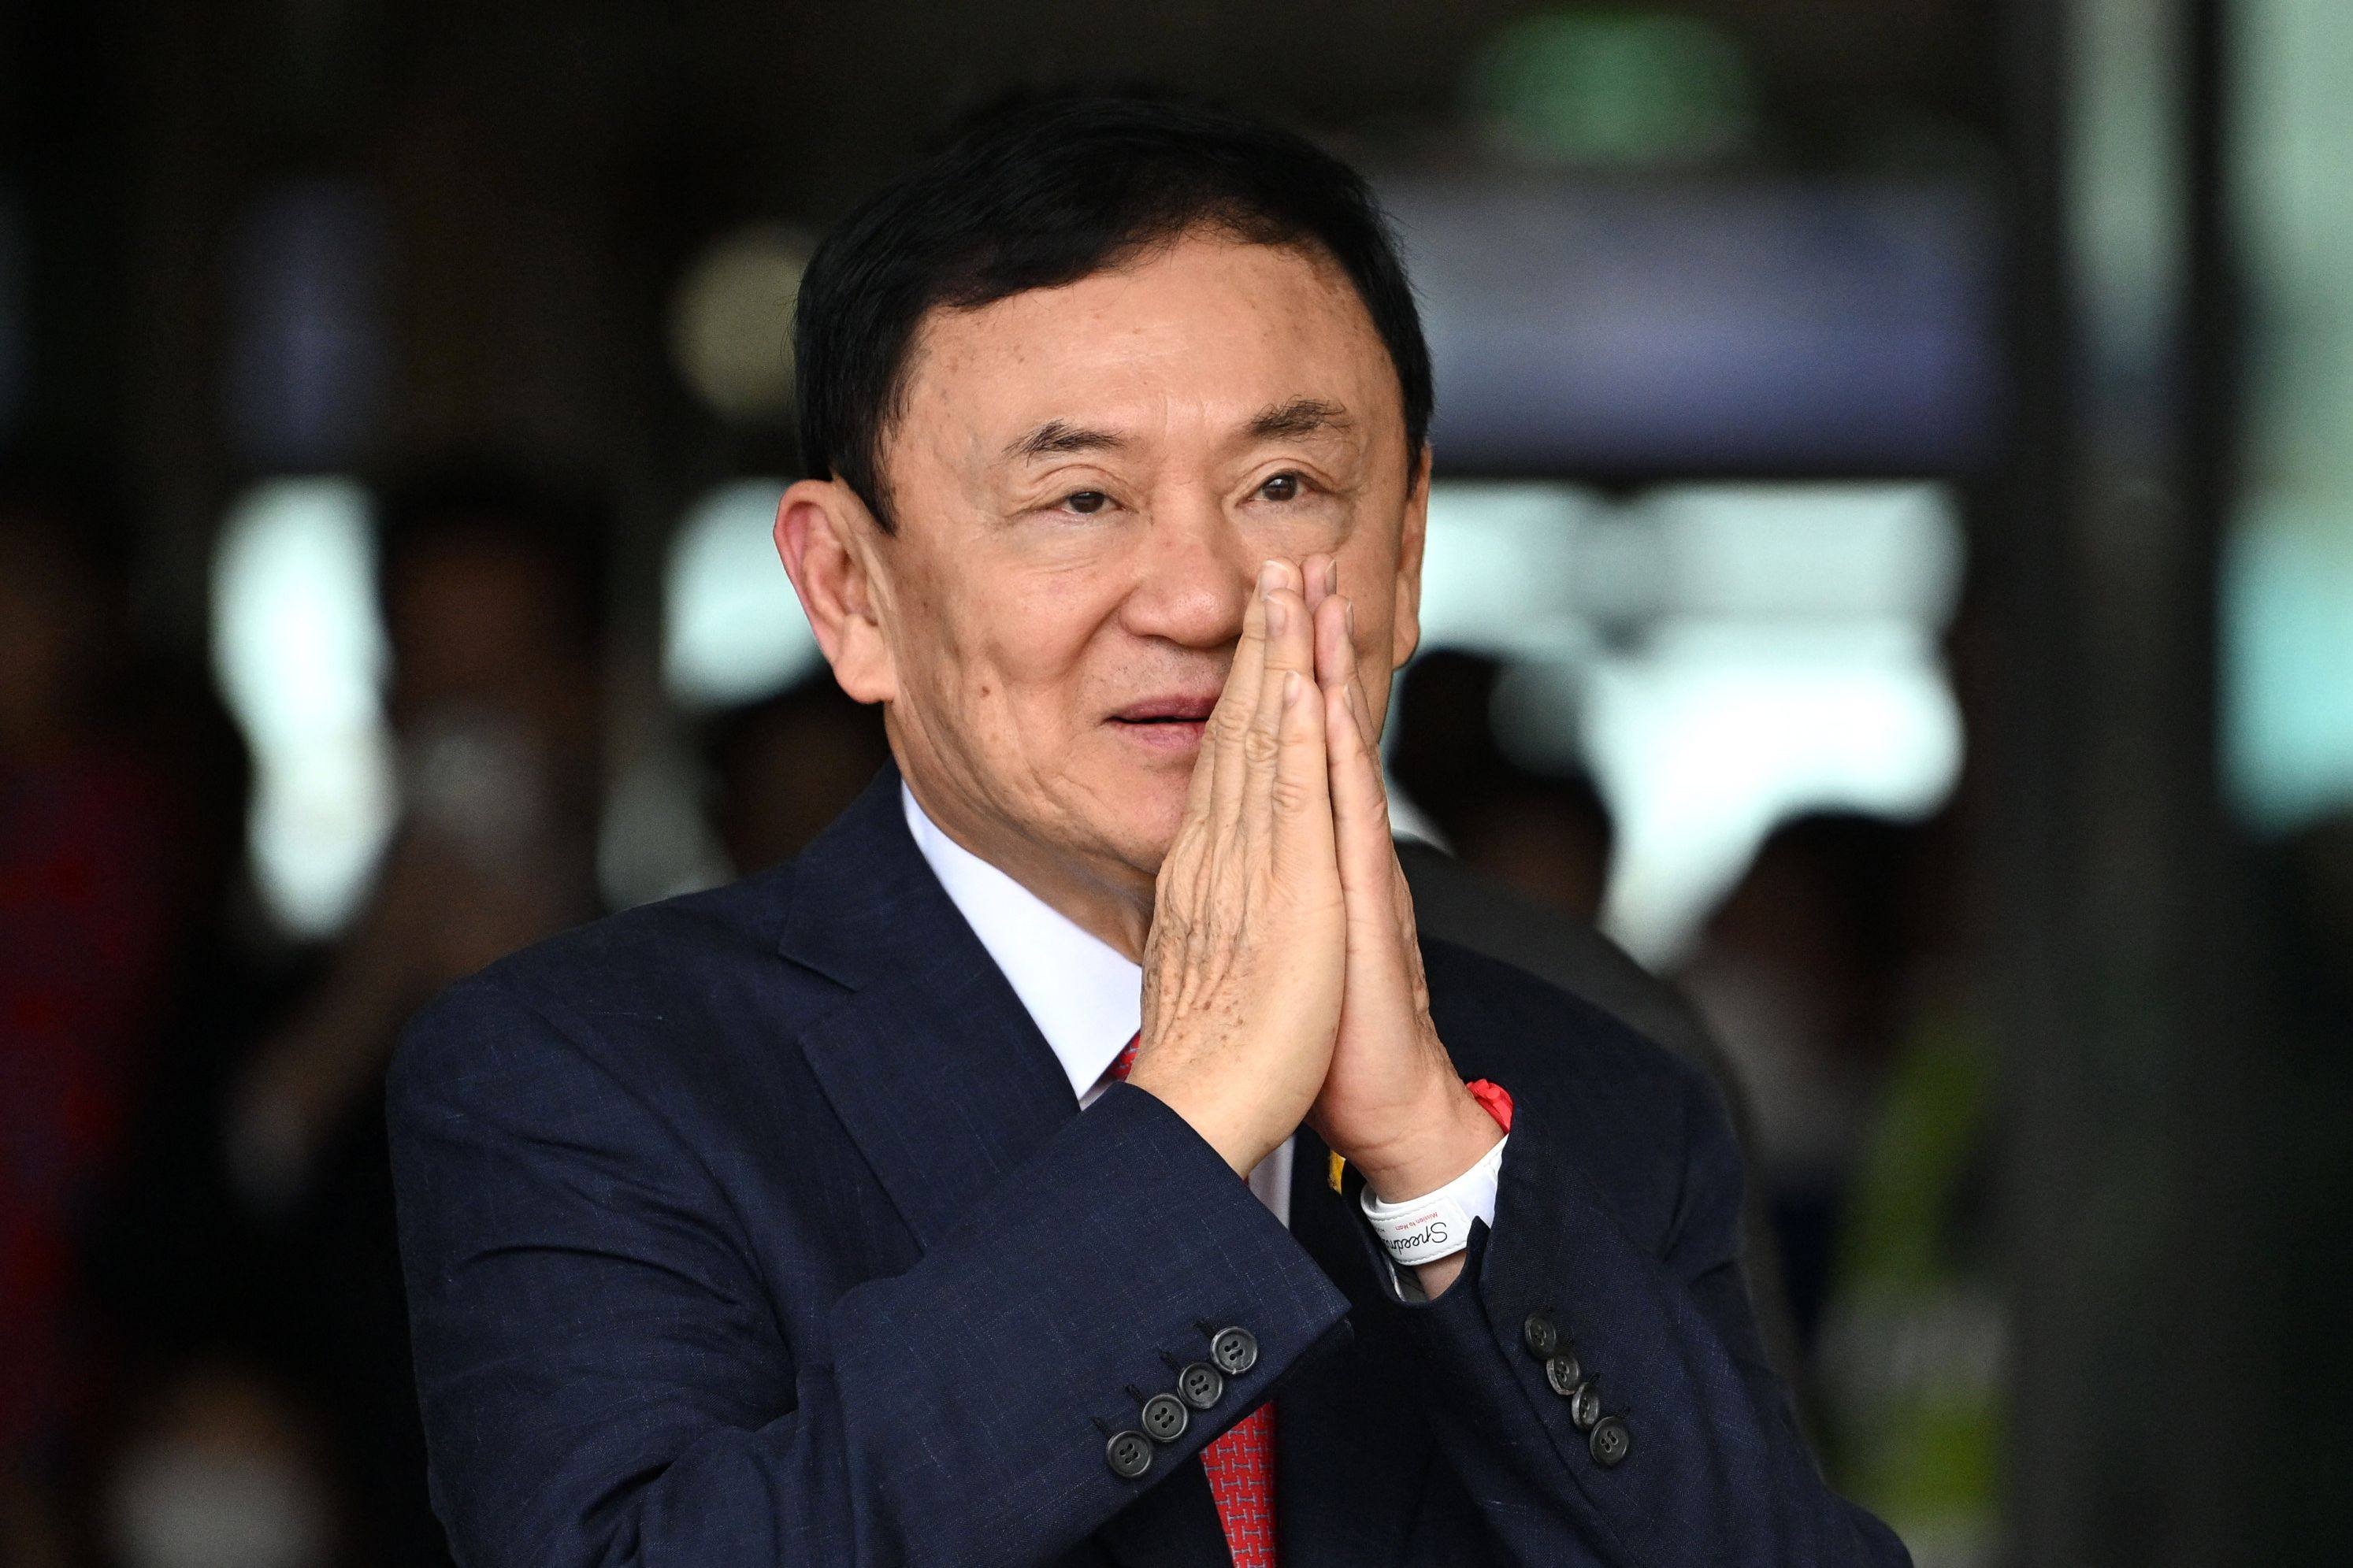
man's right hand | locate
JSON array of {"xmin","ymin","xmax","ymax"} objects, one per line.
[{"xmin": 1126, "ymin": 558, "xmax": 1345, "ymax": 1177}]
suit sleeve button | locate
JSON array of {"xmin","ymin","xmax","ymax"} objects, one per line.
[
  {"xmin": 1209, "ymin": 1326, "xmax": 1259, "ymax": 1376},
  {"xmin": 1107, "ymin": 1429, "xmax": 1155, "ymax": 1478},
  {"xmin": 1568, "ymin": 1380, "xmax": 1602, "ymax": 1433},
  {"xmin": 1590, "ymin": 1416, "xmax": 1631, "ymax": 1468},
  {"xmin": 1522, "ymin": 1311, "xmax": 1561, "ymax": 1360},
  {"xmin": 1141, "ymin": 1393, "xmax": 1189, "ymax": 1443},
  {"xmin": 1177, "ymin": 1362, "xmax": 1226, "ymax": 1410},
  {"xmin": 1542, "ymin": 1352, "xmax": 1584, "ymax": 1397}
]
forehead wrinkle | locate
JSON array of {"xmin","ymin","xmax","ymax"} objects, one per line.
[{"xmin": 898, "ymin": 237, "xmax": 1401, "ymax": 506}]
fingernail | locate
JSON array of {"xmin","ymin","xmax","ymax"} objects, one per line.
[
  {"xmin": 1283, "ymin": 670, "xmax": 1301, "ymax": 705},
  {"xmin": 1344, "ymin": 599, "xmax": 1356, "ymax": 637},
  {"xmin": 1266, "ymin": 595, "xmax": 1287, "ymax": 635},
  {"xmin": 1259, "ymin": 560, "xmax": 1283, "ymax": 595},
  {"xmin": 1324, "ymin": 559, "xmax": 1339, "ymax": 594}
]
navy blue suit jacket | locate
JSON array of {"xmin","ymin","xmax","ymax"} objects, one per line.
[{"xmin": 389, "ymin": 766, "xmax": 1909, "ymax": 1566}]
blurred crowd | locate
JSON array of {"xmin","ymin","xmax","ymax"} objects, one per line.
[
  {"xmin": 0, "ymin": 455, "xmax": 907, "ymax": 1568},
  {"xmin": 6, "ymin": 458, "xmax": 2350, "ymax": 1568}
]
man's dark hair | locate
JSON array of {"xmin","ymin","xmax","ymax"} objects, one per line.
[{"xmin": 793, "ymin": 91, "xmax": 1433, "ymax": 532}]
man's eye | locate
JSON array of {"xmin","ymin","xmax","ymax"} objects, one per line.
[
  {"xmin": 1063, "ymin": 491, "xmax": 1109, "ymax": 515},
  {"xmin": 1259, "ymin": 473, "xmax": 1304, "ymax": 502}
]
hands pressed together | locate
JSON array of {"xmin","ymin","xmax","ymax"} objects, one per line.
[{"xmin": 1125, "ymin": 555, "xmax": 1504, "ymax": 1292}]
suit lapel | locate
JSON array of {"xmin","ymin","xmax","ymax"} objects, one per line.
[
  {"xmin": 779, "ymin": 766, "xmax": 1084, "ymax": 1251},
  {"xmin": 778, "ymin": 768, "xmax": 1234, "ymax": 1567}
]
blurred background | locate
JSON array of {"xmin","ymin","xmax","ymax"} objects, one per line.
[{"xmin": 1, "ymin": 0, "xmax": 2347, "ymax": 1563}]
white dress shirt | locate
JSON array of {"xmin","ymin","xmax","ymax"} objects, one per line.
[
  {"xmin": 903, "ymin": 784, "xmax": 1500, "ymax": 1252},
  {"xmin": 903, "ymin": 784, "xmax": 1295, "ymax": 1221}
]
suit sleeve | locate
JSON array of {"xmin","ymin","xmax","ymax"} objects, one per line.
[
  {"xmin": 388, "ymin": 975, "xmax": 1349, "ymax": 1568},
  {"xmin": 1348, "ymin": 1057, "xmax": 1912, "ymax": 1566}
]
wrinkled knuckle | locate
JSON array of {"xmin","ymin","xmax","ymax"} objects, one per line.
[{"xmin": 1241, "ymin": 725, "xmax": 1282, "ymax": 769}]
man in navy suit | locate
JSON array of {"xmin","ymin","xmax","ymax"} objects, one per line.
[{"xmin": 389, "ymin": 94, "xmax": 1909, "ymax": 1566}]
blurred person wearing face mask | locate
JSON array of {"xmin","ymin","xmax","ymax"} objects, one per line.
[
  {"xmin": 1386, "ymin": 649, "xmax": 1618, "ymax": 927},
  {"xmin": 102, "ymin": 1362, "xmax": 337, "ymax": 1568},
  {"xmin": 229, "ymin": 464, "xmax": 611, "ymax": 1568},
  {"xmin": 388, "ymin": 94, "xmax": 1906, "ymax": 1567},
  {"xmin": 1679, "ymin": 812, "xmax": 1925, "ymax": 1350},
  {"xmin": 699, "ymin": 674, "xmax": 895, "ymax": 877}
]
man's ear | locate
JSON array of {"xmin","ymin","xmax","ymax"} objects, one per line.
[
  {"xmin": 774, "ymin": 478, "xmax": 898, "ymax": 705},
  {"xmin": 1389, "ymin": 443, "xmax": 1432, "ymax": 670}
]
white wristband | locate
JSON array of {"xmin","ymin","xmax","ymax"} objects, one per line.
[{"xmin": 1359, "ymin": 1133, "xmax": 1508, "ymax": 1267}]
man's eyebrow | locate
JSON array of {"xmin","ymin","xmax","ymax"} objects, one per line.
[
  {"xmin": 1245, "ymin": 398, "xmax": 1354, "ymax": 443},
  {"xmin": 1004, "ymin": 419, "xmax": 1128, "ymax": 462}
]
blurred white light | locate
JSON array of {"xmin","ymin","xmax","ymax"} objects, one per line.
[
  {"xmin": 1585, "ymin": 622, "xmax": 1961, "ymax": 961},
  {"xmin": 211, "ymin": 478, "xmax": 395, "ymax": 936},
  {"xmin": 670, "ymin": 225, "xmax": 811, "ymax": 421},
  {"xmin": 1417, "ymin": 482, "xmax": 1600, "ymax": 657},
  {"xmin": 1412, "ymin": 479, "xmax": 1965, "ymax": 961},
  {"xmin": 662, "ymin": 480, "xmax": 822, "ymax": 709},
  {"xmin": 1650, "ymin": 482, "xmax": 1965, "ymax": 621}
]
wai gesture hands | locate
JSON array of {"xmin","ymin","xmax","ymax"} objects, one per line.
[{"xmin": 1128, "ymin": 555, "xmax": 1503, "ymax": 1288}]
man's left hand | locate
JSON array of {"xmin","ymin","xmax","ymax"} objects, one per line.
[{"xmin": 1299, "ymin": 554, "xmax": 1504, "ymax": 1292}]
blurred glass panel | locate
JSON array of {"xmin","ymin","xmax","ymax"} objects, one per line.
[
  {"xmin": 1415, "ymin": 480, "xmax": 1963, "ymax": 960},
  {"xmin": 2226, "ymin": 515, "xmax": 2353, "ymax": 829},
  {"xmin": 662, "ymin": 479, "xmax": 821, "ymax": 709},
  {"xmin": 224, "ymin": 182, "xmax": 391, "ymax": 470},
  {"xmin": 2219, "ymin": 7, "xmax": 2353, "ymax": 1558},
  {"xmin": 2069, "ymin": 0, "xmax": 2187, "ymax": 401},
  {"xmin": 1382, "ymin": 176, "xmax": 1999, "ymax": 473},
  {"xmin": 211, "ymin": 478, "xmax": 395, "ymax": 936},
  {"xmin": 2226, "ymin": 0, "xmax": 2353, "ymax": 834}
]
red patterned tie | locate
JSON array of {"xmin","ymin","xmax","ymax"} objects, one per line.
[{"xmin": 1106, "ymin": 1032, "xmax": 1279, "ymax": 1566}]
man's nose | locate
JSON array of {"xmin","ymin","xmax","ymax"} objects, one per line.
[{"xmin": 1118, "ymin": 493, "xmax": 1256, "ymax": 651}]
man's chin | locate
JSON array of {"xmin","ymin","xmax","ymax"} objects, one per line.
[{"xmin": 1087, "ymin": 768, "xmax": 1193, "ymax": 877}]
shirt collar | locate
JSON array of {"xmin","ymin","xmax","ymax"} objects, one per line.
[{"xmin": 900, "ymin": 782, "xmax": 1141, "ymax": 1103}]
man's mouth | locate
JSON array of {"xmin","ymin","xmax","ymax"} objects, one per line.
[
  {"xmin": 1108, "ymin": 694, "xmax": 1219, "ymax": 750},
  {"xmin": 1113, "ymin": 696, "xmax": 1218, "ymax": 724}
]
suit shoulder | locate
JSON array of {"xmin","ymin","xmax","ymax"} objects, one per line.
[
  {"xmin": 1424, "ymin": 936, "xmax": 1703, "ymax": 1089},
  {"xmin": 488, "ymin": 866, "xmax": 792, "ymax": 999},
  {"xmin": 1420, "ymin": 936, "xmax": 1732, "ymax": 1174},
  {"xmin": 392, "ymin": 862, "xmax": 826, "ymax": 1108}
]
